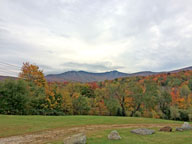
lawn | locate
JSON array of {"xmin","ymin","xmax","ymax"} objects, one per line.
[
  {"xmin": 86, "ymin": 128, "xmax": 192, "ymax": 144},
  {"xmin": 51, "ymin": 127, "xmax": 192, "ymax": 144},
  {"xmin": 0, "ymin": 115, "xmax": 189, "ymax": 144},
  {"xmin": 0, "ymin": 115, "xmax": 182, "ymax": 137}
]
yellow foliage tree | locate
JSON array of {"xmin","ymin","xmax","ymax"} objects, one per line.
[{"xmin": 19, "ymin": 62, "xmax": 47, "ymax": 87}]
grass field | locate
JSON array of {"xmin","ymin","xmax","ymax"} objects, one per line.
[
  {"xmin": 85, "ymin": 128, "xmax": 192, "ymax": 144},
  {"xmin": 50, "ymin": 127, "xmax": 192, "ymax": 144},
  {"xmin": 0, "ymin": 115, "xmax": 191, "ymax": 144}
]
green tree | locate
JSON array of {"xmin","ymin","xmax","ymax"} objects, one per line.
[
  {"xmin": 188, "ymin": 79, "xmax": 192, "ymax": 91},
  {"xmin": 107, "ymin": 82, "xmax": 126, "ymax": 116},
  {"xmin": 158, "ymin": 87, "xmax": 171, "ymax": 119},
  {"xmin": 171, "ymin": 78, "xmax": 182, "ymax": 87},
  {"xmin": 180, "ymin": 85, "xmax": 191, "ymax": 98},
  {"xmin": 80, "ymin": 85, "xmax": 95, "ymax": 98},
  {"xmin": 73, "ymin": 95, "xmax": 90, "ymax": 115},
  {"xmin": 143, "ymin": 80, "xmax": 159, "ymax": 110},
  {"xmin": 0, "ymin": 79, "xmax": 29, "ymax": 115},
  {"xmin": 128, "ymin": 82, "xmax": 143, "ymax": 117},
  {"xmin": 105, "ymin": 98, "xmax": 121, "ymax": 116},
  {"xmin": 28, "ymin": 83, "xmax": 47, "ymax": 115},
  {"xmin": 170, "ymin": 106, "xmax": 180, "ymax": 120}
]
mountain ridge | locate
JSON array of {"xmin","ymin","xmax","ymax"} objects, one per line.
[
  {"xmin": 1, "ymin": 66, "xmax": 192, "ymax": 82},
  {"xmin": 46, "ymin": 66, "xmax": 192, "ymax": 82}
]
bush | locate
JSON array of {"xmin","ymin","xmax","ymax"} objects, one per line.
[
  {"xmin": 179, "ymin": 109, "xmax": 189, "ymax": 121},
  {"xmin": 134, "ymin": 111, "xmax": 141, "ymax": 117},
  {"xmin": 187, "ymin": 108, "xmax": 192, "ymax": 121}
]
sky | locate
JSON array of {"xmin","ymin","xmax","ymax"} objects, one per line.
[{"xmin": 0, "ymin": 0, "xmax": 192, "ymax": 76}]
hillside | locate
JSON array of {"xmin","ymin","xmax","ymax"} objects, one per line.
[
  {"xmin": 45, "ymin": 66, "xmax": 192, "ymax": 82},
  {"xmin": 45, "ymin": 70, "xmax": 159, "ymax": 82},
  {"xmin": 0, "ymin": 76, "xmax": 16, "ymax": 81},
  {"xmin": 46, "ymin": 70, "xmax": 129, "ymax": 82},
  {"xmin": 1, "ymin": 63, "xmax": 192, "ymax": 121},
  {"xmin": 0, "ymin": 66, "xmax": 192, "ymax": 82}
]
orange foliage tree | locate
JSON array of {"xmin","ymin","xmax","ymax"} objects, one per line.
[{"xmin": 19, "ymin": 62, "xmax": 47, "ymax": 87}]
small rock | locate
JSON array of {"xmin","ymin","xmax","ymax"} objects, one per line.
[
  {"xmin": 181, "ymin": 122, "xmax": 192, "ymax": 130},
  {"xmin": 160, "ymin": 126, "xmax": 172, "ymax": 132},
  {"xmin": 131, "ymin": 128, "xmax": 155, "ymax": 135},
  {"xmin": 63, "ymin": 133, "xmax": 86, "ymax": 144},
  {"xmin": 108, "ymin": 130, "xmax": 121, "ymax": 140},
  {"xmin": 176, "ymin": 127, "xmax": 184, "ymax": 132}
]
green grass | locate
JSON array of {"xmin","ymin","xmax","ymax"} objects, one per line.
[
  {"xmin": 51, "ymin": 127, "xmax": 192, "ymax": 144},
  {"xmin": 86, "ymin": 128, "xmax": 192, "ymax": 144},
  {"xmin": 0, "ymin": 115, "xmax": 183, "ymax": 138}
]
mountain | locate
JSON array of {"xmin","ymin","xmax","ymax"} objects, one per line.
[
  {"xmin": 46, "ymin": 66, "xmax": 192, "ymax": 82},
  {"xmin": 1, "ymin": 66, "xmax": 192, "ymax": 83},
  {"xmin": 46, "ymin": 70, "xmax": 159, "ymax": 82},
  {"xmin": 0, "ymin": 76, "xmax": 17, "ymax": 81},
  {"xmin": 46, "ymin": 70, "xmax": 129, "ymax": 82},
  {"xmin": 170, "ymin": 66, "xmax": 192, "ymax": 73}
]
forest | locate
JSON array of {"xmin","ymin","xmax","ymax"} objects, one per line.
[{"xmin": 1, "ymin": 62, "xmax": 192, "ymax": 121}]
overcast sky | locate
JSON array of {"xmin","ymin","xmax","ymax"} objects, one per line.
[{"xmin": 0, "ymin": 0, "xmax": 192, "ymax": 76}]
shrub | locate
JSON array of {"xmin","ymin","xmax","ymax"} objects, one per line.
[
  {"xmin": 179, "ymin": 109, "xmax": 189, "ymax": 121},
  {"xmin": 134, "ymin": 111, "xmax": 141, "ymax": 117}
]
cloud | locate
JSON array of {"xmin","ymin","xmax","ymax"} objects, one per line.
[
  {"xmin": 0, "ymin": 0, "xmax": 192, "ymax": 76},
  {"xmin": 61, "ymin": 62, "xmax": 124, "ymax": 72}
]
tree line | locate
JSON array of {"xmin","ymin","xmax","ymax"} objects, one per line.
[{"xmin": 1, "ymin": 62, "xmax": 192, "ymax": 121}]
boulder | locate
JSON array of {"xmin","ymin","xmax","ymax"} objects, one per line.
[
  {"xmin": 131, "ymin": 128, "xmax": 155, "ymax": 135},
  {"xmin": 63, "ymin": 133, "xmax": 86, "ymax": 144},
  {"xmin": 176, "ymin": 122, "xmax": 192, "ymax": 132},
  {"xmin": 176, "ymin": 127, "xmax": 184, "ymax": 132},
  {"xmin": 159, "ymin": 126, "xmax": 172, "ymax": 132},
  {"xmin": 108, "ymin": 130, "xmax": 121, "ymax": 140},
  {"xmin": 181, "ymin": 122, "xmax": 192, "ymax": 130}
]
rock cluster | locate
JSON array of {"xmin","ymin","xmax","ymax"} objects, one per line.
[
  {"xmin": 181, "ymin": 122, "xmax": 192, "ymax": 130},
  {"xmin": 176, "ymin": 122, "xmax": 192, "ymax": 132},
  {"xmin": 62, "ymin": 122, "xmax": 192, "ymax": 143}
]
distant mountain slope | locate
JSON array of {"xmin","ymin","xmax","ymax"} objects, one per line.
[
  {"xmin": 170, "ymin": 66, "xmax": 192, "ymax": 73},
  {"xmin": 46, "ymin": 66, "xmax": 192, "ymax": 82},
  {"xmin": 1, "ymin": 66, "xmax": 192, "ymax": 82},
  {"xmin": 46, "ymin": 70, "xmax": 159, "ymax": 82},
  {"xmin": 46, "ymin": 70, "xmax": 129, "ymax": 82},
  {"xmin": 0, "ymin": 76, "xmax": 17, "ymax": 81}
]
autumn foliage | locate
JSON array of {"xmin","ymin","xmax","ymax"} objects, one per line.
[
  {"xmin": 19, "ymin": 62, "xmax": 47, "ymax": 87},
  {"xmin": 1, "ymin": 63, "xmax": 192, "ymax": 121}
]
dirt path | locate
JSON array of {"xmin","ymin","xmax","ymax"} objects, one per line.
[{"xmin": 0, "ymin": 123, "xmax": 180, "ymax": 144}]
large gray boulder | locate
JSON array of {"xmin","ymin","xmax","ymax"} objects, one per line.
[
  {"xmin": 108, "ymin": 130, "xmax": 121, "ymax": 140},
  {"xmin": 131, "ymin": 128, "xmax": 155, "ymax": 135},
  {"xmin": 63, "ymin": 133, "xmax": 86, "ymax": 144},
  {"xmin": 181, "ymin": 122, "xmax": 192, "ymax": 130}
]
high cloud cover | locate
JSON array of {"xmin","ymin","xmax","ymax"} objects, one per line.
[{"xmin": 0, "ymin": 0, "xmax": 192, "ymax": 76}]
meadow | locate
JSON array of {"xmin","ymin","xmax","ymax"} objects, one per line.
[{"xmin": 1, "ymin": 115, "xmax": 192, "ymax": 144}]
